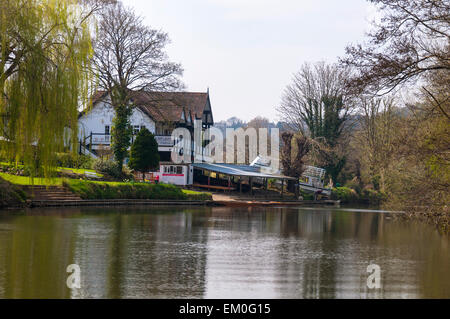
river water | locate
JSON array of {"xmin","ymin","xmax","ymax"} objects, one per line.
[{"xmin": 0, "ymin": 206, "xmax": 448, "ymax": 299}]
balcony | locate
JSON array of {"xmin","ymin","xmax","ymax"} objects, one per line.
[
  {"xmin": 154, "ymin": 135, "xmax": 173, "ymax": 146},
  {"xmin": 83, "ymin": 133, "xmax": 175, "ymax": 148}
]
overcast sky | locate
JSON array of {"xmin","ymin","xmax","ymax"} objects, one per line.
[{"xmin": 122, "ymin": 0, "xmax": 376, "ymax": 122}]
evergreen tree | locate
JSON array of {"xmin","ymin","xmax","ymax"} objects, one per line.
[{"xmin": 129, "ymin": 128, "xmax": 160, "ymax": 178}]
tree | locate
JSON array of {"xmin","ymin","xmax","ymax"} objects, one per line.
[
  {"xmin": 354, "ymin": 97, "xmax": 398, "ymax": 192},
  {"xmin": 341, "ymin": 0, "xmax": 450, "ymax": 108},
  {"xmin": 278, "ymin": 62, "xmax": 353, "ymax": 184},
  {"xmin": 381, "ymin": 98, "xmax": 449, "ymax": 230},
  {"xmin": 282, "ymin": 133, "xmax": 311, "ymax": 177},
  {"xmin": 129, "ymin": 128, "xmax": 159, "ymax": 179},
  {"xmin": 278, "ymin": 62, "xmax": 352, "ymax": 136},
  {"xmin": 281, "ymin": 132, "xmax": 311, "ymax": 191},
  {"xmin": 92, "ymin": 2, "xmax": 183, "ymax": 170},
  {"xmin": 340, "ymin": 0, "xmax": 449, "ymax": 230},
  {"xmin": 0, "ymin": 0, "xmax": 98, "ymax": 177}
]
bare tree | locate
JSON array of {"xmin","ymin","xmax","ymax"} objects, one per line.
[
  {"xmin": 280, "ymin": 132, "xmax": 311, "ymax": 191},
  {"xmin": 340, "ymin": 0, "xmax": 450, "ymax": 100},
  {"xmin": 354, "ymin": 97, "xmax": 398, "ymax": 191},
  {"xmin": 278, "ymin": 62, "xmax": 353, "ymax": 184},
  {"xmin": 92, "ymin": 2, "xmax": 183, "ymax": 170},
  {"xmin": 278, "ymin": 62, "xmax": 352, "ymax": 139}
]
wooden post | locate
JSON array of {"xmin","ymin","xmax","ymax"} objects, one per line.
[
  {"xmin": 264, "ymin": 178, "xmax": 268, "ymax": 199},
  {"xmin": 281, "ymin": 179, "xmax": 284, "ymax": 198},
  {"xmin": 239, "ymin": 177, "xmax": 242, "ymax": 193},
  {"xmin": 207, "ymin": 171, "xmax": 210, "ymax": 191},
  {"xmin": 228, "ymin": 176, "xmax": 231, "ymax": 192}
]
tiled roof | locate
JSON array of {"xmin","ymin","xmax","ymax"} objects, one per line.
[
  {"xmin": 132, "ymin": 91, "xmax": 209, "ymax": 123},
  {"xmin": 89, "ymin": 91, "xmax": 210, "ymax": 124}
]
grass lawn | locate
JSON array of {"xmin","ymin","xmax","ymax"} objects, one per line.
[
  {"xmin": 0, "ymin": 162, "xmax": 103, "ymax": 178},
  {"xmin": 0, "ymin": 171, "xmax": 212, "ymax": 201},
  {"xmin": 0, "ymin": 173, "xmax": 63, "ymax": 185},
  {"xmin": 56, "ymin": 167, "xmax": 103, "ymax": 177}
]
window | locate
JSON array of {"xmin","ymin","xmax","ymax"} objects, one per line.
[
  {"xmin": 140, "ymin": 125, "xmax": 146, "ymax": 131},
  {"xmin": 133, "ymin": 125, "xmax": 140, "ymax": 135},
  {"xmin": 163, "ymin": 166, "xmax": 183, "ymax": 174},
  {"xmin": 105, "ymin": 125, "xmax": 110, "ymax": 135}
]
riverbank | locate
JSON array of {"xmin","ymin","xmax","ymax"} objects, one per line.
[
  {"xmin": 0, "ymin": 178, "xmax": 27, "ymax": 208},
  {"xmin": 392, "ymin": 206, "xmax": 450, "ymax": 234},
  {"xmin": 62, "ymin": 179, "xmax": 212, "ymax": 201},
  {"xmin": 0, "ymin": 175, "xmax": 213, "ymax": 208},
  {"xmin": 1, "ymin": 175, "xmax": 446, "ymax": 233},
  {"xmin": 330, "ymin": 186, "xmax": 386, "ymax": 205}
]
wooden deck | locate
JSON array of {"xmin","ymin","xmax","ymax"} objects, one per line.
[{"xmin": 192, "ymin": 184, "xmax": 236, "ymax": 191}]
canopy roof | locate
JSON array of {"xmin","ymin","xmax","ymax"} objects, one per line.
[{"xmin": 192, "ymin": 162, "xmax": 296, "ymax": 180}]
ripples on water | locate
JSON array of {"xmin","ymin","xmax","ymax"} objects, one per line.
[{"xmin": 0, "ymin": 206, "xmax": 448, "ymax": 298}]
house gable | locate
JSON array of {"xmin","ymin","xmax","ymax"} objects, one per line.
[
  {"xmin": 78, "ymin": 96, "xmax": 156, "ymax": 139},
  {"xmin": 79, "ymin": 90, "xmax": 214, "ymax": 139}
]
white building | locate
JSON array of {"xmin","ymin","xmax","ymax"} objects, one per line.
[{"xmin": 78, "ymin": 90, "xmax": 214, "ymax": 185}]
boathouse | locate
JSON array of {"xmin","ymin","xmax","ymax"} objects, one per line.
[{"xmin": 191, "ymin": 162, "xmax": 297, "ymax": 196}]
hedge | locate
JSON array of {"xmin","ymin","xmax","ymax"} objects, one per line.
[
  {"xmin": 331, "ymin": 186, "xmax": 386, "ymax": 205},
  {"xmin": 63, "ymin": 179, "xmax": 212, "ymax": 201}
]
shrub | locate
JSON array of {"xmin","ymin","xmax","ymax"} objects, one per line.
[
  {"xmin": 0, "ymin": 162, "xmax": 32, "ymax": 176},
  {"xmin": 331, "ymin": 186, "xmax": 386, "ymax": 205},
  {"xmin": 371, "ymin": 175, "xmax": 381, "ymax": 191},
  {"xmin": 55, "ymin": 153, "xmax": 93, "ymax": 169},
  {"xmin": 361, "ymin": 189, "xmax": 387, "ymax": 205},
  {"xmin": 331, "ymin": 186, "xmax": 358, "ymax": 203},
  {"xmin": 344, "ymin": 180, "xmax": 362, "ymax": 194},
  {"xmin": 183, "ymin": 190, "xmax": 212, "ymax": 201},
  {"xmin": 93, "ymin": 159, "xmax": 122, "ymax": 179},
  {"xmin": 299, "ymin": 189, "xmax": 314, "ymax": 200}
]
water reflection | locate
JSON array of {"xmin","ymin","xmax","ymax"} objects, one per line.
[{"xmin": 0, "ymin": 206, "xmax": 448, "ymax": 298}]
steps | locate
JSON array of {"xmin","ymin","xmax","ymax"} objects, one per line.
[{"xmin": 22, "ymin": 186, "xmax": 82, "ymax": 201}]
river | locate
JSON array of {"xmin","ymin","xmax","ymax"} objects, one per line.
[{"xmin": 0, "ymin": 206, "xmax": 448, "ymax": 298}]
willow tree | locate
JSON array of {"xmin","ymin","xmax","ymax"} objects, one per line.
[{"xmin": 0, "ymin": 0, "xmax": 96, "ymax": 178}]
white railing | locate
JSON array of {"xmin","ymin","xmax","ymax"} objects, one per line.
[
  {"xmin": 85, "ymin": 133, "xmax": 174, "ymax": 147},
  {"xmin": 154, "ymin": 135, "xmax": 173, "ymax": 146}
]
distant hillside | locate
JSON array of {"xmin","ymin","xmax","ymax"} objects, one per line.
[{"xmin": 214, "ymin": 117, "xmax": 289, "ymax": 135}]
